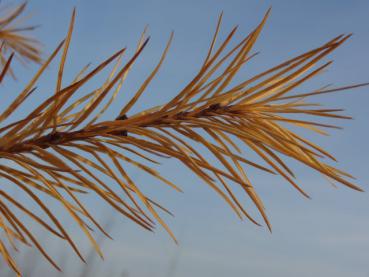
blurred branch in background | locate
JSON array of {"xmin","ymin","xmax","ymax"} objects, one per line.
[
  {"xmin": 0, "ymin": 215, "xmax": 123, "ymax": 277},
  {"xmin": 0, "ymin": 2, "xmax": 41, "ymax": 79}
]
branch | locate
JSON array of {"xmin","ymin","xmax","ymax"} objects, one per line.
[{"xmin": 0, "ymin": 7, "xmax": 366, "ymax": 275}]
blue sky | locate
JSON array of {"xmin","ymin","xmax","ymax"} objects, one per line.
[{"xmin": 2, "ymin": 1, "xmax": 369, "ymax": 276}]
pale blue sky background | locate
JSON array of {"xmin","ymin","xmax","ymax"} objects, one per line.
[{"xmin": 2, "ymin": 1, "xmax": 369, "ymax": 276}]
